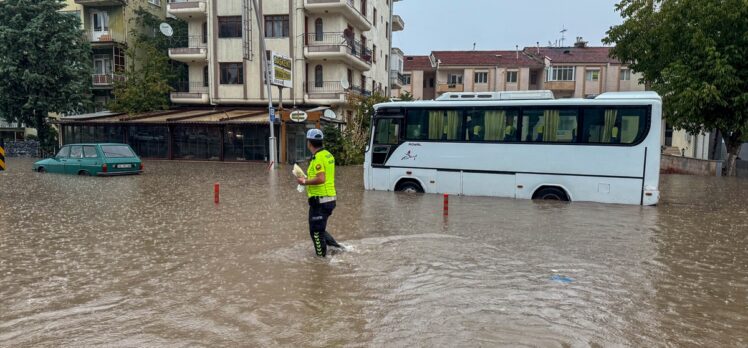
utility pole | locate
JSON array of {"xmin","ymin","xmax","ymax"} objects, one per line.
[{"xmin": 251, "ymin": 0, "xmax": 277, "ymax": 169}]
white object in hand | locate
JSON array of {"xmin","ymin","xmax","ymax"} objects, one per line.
[{"xmin": 293, "ymin": 164, "xmax": 307, "ymax": 192}]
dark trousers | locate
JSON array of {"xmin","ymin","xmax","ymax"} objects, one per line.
[{"xmin": 308, "ymin": 198, "xmax": 340, "ymax": 257}]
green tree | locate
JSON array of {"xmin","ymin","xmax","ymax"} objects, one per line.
[
  {"xmin": 398, "ymin": 90, "xmax": 416, "ymax": 101},
  {"xmin": 107, "ymin": 41, "xmax": 173, "ymax": 114},
  {"xmin": 130, "ymin": 6, "xmax": 188, "ymax": 86},
  {"xmin": 342, "ymin": 92, "xmax": 390, "ymax": 165},
  {"xmin": 0, "ymin": 0, "xmax": 92, "ymax": 146},
  {"xmin": 322, "ymin": 124, "xmax": 345, "ymax": 163},
  {"xmin": 605, "ymin": 0, "xmax": 748, "ymax": 175}
]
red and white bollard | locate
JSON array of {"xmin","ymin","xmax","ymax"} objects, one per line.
[
  {"xmin": 443, "ymin": 193, "xmax": 449, "ymax": 216},
  {"xmin": 214, "ymin": 183, "xmax": 220, "ymax": 204}
]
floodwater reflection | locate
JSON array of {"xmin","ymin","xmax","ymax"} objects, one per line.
[{"xmin": 0, "ymin": 158, "xmax": 746, "ymax": 346}]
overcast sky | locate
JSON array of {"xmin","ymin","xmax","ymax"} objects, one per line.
[{"xmin": 391, "ymin": 0, "xmax": 623, "ymax": 55}]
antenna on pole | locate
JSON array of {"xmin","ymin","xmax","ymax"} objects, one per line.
[
  {"xmin": 560, "ymin": 27, "xmax": 568, "ymax": 47},
  {"xmin": 472, "ymin": 42, "xmax": 476, "ymax": 51}
]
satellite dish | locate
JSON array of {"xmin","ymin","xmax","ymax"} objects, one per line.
[
  {"xmin": 340, "ymin": 78, "xmax": 350, "ymax": 90},
  {"xmin": 159, "ymin": 23, "xmax": 173, "ymax": 37},
  {"xmin": 323, "ymin": 109, "xmax": 336, "ymax": 119}
]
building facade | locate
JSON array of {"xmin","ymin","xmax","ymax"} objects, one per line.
[
  {"xmin": 401, "ymin": 41, "xmax": 646, "ymax": 100},
  {"xmin": 168, "ymin": 0, "xmax": 403, "ymax": 118},
  {"xmin": 60, "ymin": 0, "xmax": 167, "ymax": 110}
]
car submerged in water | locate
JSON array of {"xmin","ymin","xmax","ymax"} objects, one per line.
[{"xmin": 33, "ymin": 143, "xmax": 143, "ymax": 176}]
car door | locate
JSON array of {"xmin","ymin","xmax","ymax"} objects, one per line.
[
  {"xmin": 49, "ymin": 146, "xmax": 70, "ymax": 173},
  {"xmin": 65, "ymin": 145, "xmax": 83, "ymax": 174},
  {"xmin": 81, "ymin": 145, "xmax": 100, "ymax": 175}
]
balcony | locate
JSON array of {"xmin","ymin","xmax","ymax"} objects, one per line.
[
  {"xmin": 167, "ymin": 0, "xmax": 207, "ymax": 20},
  {"xmin": 168, "ymin": 36, "xmax": 208, "ymax": 63},
  {"xmin": 437, "ymin": 83, "xmax": 465, "ymax": 93},
  {"xmin": 91, "ymin": 74, "xmax": 125, "ymax": 89},
  {"xmin": 170, "ymin": 82, "xmax": 209, "ymax": 104},
  {"xmin": 304, "ymin": 33, "xmax": 372, "ymax": 71},
  {"xmin": 544, "ymin": 80, "xmax": 576, "ymax": 91},
  {"xmin": 88, "ymin": 29, "xmax": 126, "ymax": 45},
  {"xmin": 392, "ymin": 15, "xmax": 405, "ymax": 32},
  {"xmin": 305, "ymin": 0, "xmax": 371, "ymax": 31},
  {"xmin": 306, "ymin": 81, "xmax": 370, "ymax": 104},
  {"xmin": 390, "ymin": 71, "xmax": 406, "ymax": 88},
  {"xmin": 75, "ymin": 0, "xmax": 126, "ymax": 6}
]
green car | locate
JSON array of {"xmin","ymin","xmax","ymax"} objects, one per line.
[{"xmin": 33, "ymin": 143, "xmax": 143, "ymax": 176}]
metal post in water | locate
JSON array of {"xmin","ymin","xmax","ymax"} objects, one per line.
[
  {"xmin": 251, "ymin": 0, "xmax": 277, "ymax": 170},
  {"xmin": 443, "ymin": 194, "xmax": 449, "ymax": 216},
  {"xmin": 214, "ymin": 183, "xmax": 220, "ymax": 204}
]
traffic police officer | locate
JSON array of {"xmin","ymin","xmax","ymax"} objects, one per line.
[{"xmin": 296, "ymin": 129, "xmax": 342, "ymax": 257}]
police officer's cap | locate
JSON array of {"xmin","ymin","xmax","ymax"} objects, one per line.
[{"xmin": 306, "ymin": 129, "xmax": 324, "ymax": 140}]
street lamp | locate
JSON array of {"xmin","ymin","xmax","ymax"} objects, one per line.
[{"xmin": 251, "ymin": 0, "xmax": 277, "ymax": 169}]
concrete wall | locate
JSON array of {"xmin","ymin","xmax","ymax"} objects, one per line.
[{"xmin": 661, "ymin": 155, "xmax": 723, "ymax": 176}]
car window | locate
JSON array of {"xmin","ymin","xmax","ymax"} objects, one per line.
[
  {"xmin": 70, "ymin": 146, "xmax": 83, "ymax": 159},
  {"xmin": 83, "ymin": 146, "xmax": 98, "ymax": 158},
  {"xmin": 102, "ymin": 145, "xmax": 136, "ymax": 158},
  {"xmin": 56, "ymin": 146, "xmax": 70, "ymax": 158}
]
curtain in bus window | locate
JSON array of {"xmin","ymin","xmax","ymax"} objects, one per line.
[
  {"xmin": 484, "ymin": 110, "xmax": 506, "ymax": 141},
  {"xmin": 602, "ymin": 109, "xmax": 617, "ymax": 142},
  {"xmin": 543, "ymin": 110, "xmax": 560, "ymax": 142},
  {"xmin": 621, "ymin": 114, "xmax": 640, "ymax": 143},
  {"xmin": 445, "ymin": 111, "xmax": 462, "ymax": 140},
  {"xmin": 428, "ymin": 111, "xmax": 444, "ymax": 140}
]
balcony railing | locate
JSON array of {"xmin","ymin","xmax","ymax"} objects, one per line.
[
  {"xmin": 304, "ymin": 32, "xmax": 372, "ymax": 64},
  {"xmin": 92, "ymin": 74, "xmax": 125, "ymax": 87},
  {"xmin": 169, "ymin": 35, "xmax": 207, "ymax": 54},
  {"xmin": 172, "ymin": 81, "xmax": 208, "ymax": 93},
  {"xmin": 390, "ymin": 71, "xmax": 406, "ymax": 85},
  {"xmin": 167, "ymin": 0, "xmax": 204, "ymax": 7},
  {"xmin": 88, "ymin": 29, "xmax": 126, "ymax": 44},
  {"xmin": 307, "ymin": 81, "xmax": 371, "ymax": 97},
  {"xmin": 305, "ymin": 0, "xmax": 371, "ymax": 30},
  {"xmin": 436, "ymin": 83, "xmax": 465, "ymax": 93}
]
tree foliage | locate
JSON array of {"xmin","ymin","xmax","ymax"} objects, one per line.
[
  {"xmin": 0, "ymin": 0, "xmax": 92, "ymax": 146},
  {"xmin": 604, "ymin": 0, "xmax": 748, "ymax": 175},
  {"xmin": 107, "ymin": 41, "xmax": 173, "ymax": 114},
  {"xmin": 398, "ymin": 90, "xmax": 416, "ymax": 101},
  {"xmin": 340, "ymin": 92, "xmax": 390, "ymax": 165},
  {"xmin": 130, "ymin": 6, "xmax": 188, "ymax": 85}
]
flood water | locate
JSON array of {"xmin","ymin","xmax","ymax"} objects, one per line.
[{"xmin": 1, "ymin": 158, "xmax": 747, "ymax": 347}]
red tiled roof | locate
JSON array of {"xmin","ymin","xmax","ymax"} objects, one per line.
[
  {"xmin": 431, "ymin": 50, "xmax": 543, "ymax": 68},
  {"xmin": 403, "ymin": 56, "xmax": 434, "ymax": 71},
  {"xmin": 526, "ymin": 46, "xmax": 620, "ymax": 64}
]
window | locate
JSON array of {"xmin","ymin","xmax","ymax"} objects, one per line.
[
  {"xmin": 83, "ymin": 146, "xmax": 98, "ymax": 158},
  {"xmin": 56, "ymin": 146, "xmax": 70, "ymax": 158},
  {"xmin": 203, "ymin": 66, "xmax": 209, "ymax": 87},
  {"xmin": 102, "ymin": 145, "xmax": 135, "ymax": 158},
  {"xmin": 530, "ymin": 71, "xmax": 539, "ymax": 85},
  {"xmin": 403, "ymin": 74, "xmax": 411, "ymax": 85},
  {"xmin": 475, "ymin": 72, "xmax": 488, "ymax": 84},
  {"xmin": 202, "ymin": 22, "xmax": 208, "ymax": 43},
  {"xmin": 220, "ymin": 63, "xmax": 243, "ymax": 84},
  {"xmin": 314, "ymin": 18, "xmax": 323, "ymax": 41},
  {"xmin": 405, "ymin": 109, "xmax": 464, "ymax": 141},
  {"xmin": 506, "ymin": 71, "xmax": 518, "ymax": 83},
  {"xmin": 465, "ymin": 109, "xmax": 519, "ymax": 142},
  {"xmin": 374, "ymin": 118, "xmax": 399, "ymax": 145},
  {"xmin": 314, "ymin": 65, "xmax": 323, "ymax": 88},
  {"xmin": 218, "ymin": 16, "xmax": 242, "ymax": 38},
  {"xmin": 582, "ymin": 108, "xmax": 647, "ymax": 144},
  {"xmin": 386, "ymin": 22, "xmax": 389, "ymax": 39},
  {"xmin": 148, "ymin": 0, "xmax": 160, "ymax": 6},
  {"xmin": 70, "ymin": 145, "xmax": 83, "ymax": 159},
  {"xmin": 264, "ymin": 15, "xmax": 289, "ymax": 38},
  {"xmin": 361, "ymin": 0, "xmax": 367, "ymax": 16},
  {"xmin": 373, "ymin": 8, "xmax": 377, "ymax": 26},
  {"xmin": 521, "ymin": 109, "xmax": 579, "ymax": 143},
  {"xmin": 547, "ymin": 66, "xmax": 575, "ymax": 81},
  {"xmin": 373, "ymin": 44, "xmax": 377, "ymax": 62},
  {"xmin": 620, "ymin": 68, "xmax": 631, "ymax": 81},
  {"xmin": 448, "ymin": 74, "xmax": 463, "ymax": 85},
  {"xmin": 586, "ymin": 69, "xmax": 600, "ymax": 81}
]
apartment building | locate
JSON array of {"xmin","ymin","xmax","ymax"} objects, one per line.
[
  {"xmin": 60, "ymin": 0, "xmax": 167, "ymax": 110},
  {"xmin": 168, "ymin": 0, "xmax": 402, "ymax": 117},
  {"xmin": 389, "ymin": 47, "xmax": 406, "ymax": 96},
  {"xmin": 402, "ymin": 41, "xmax": 645, "ymax": 100}
]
